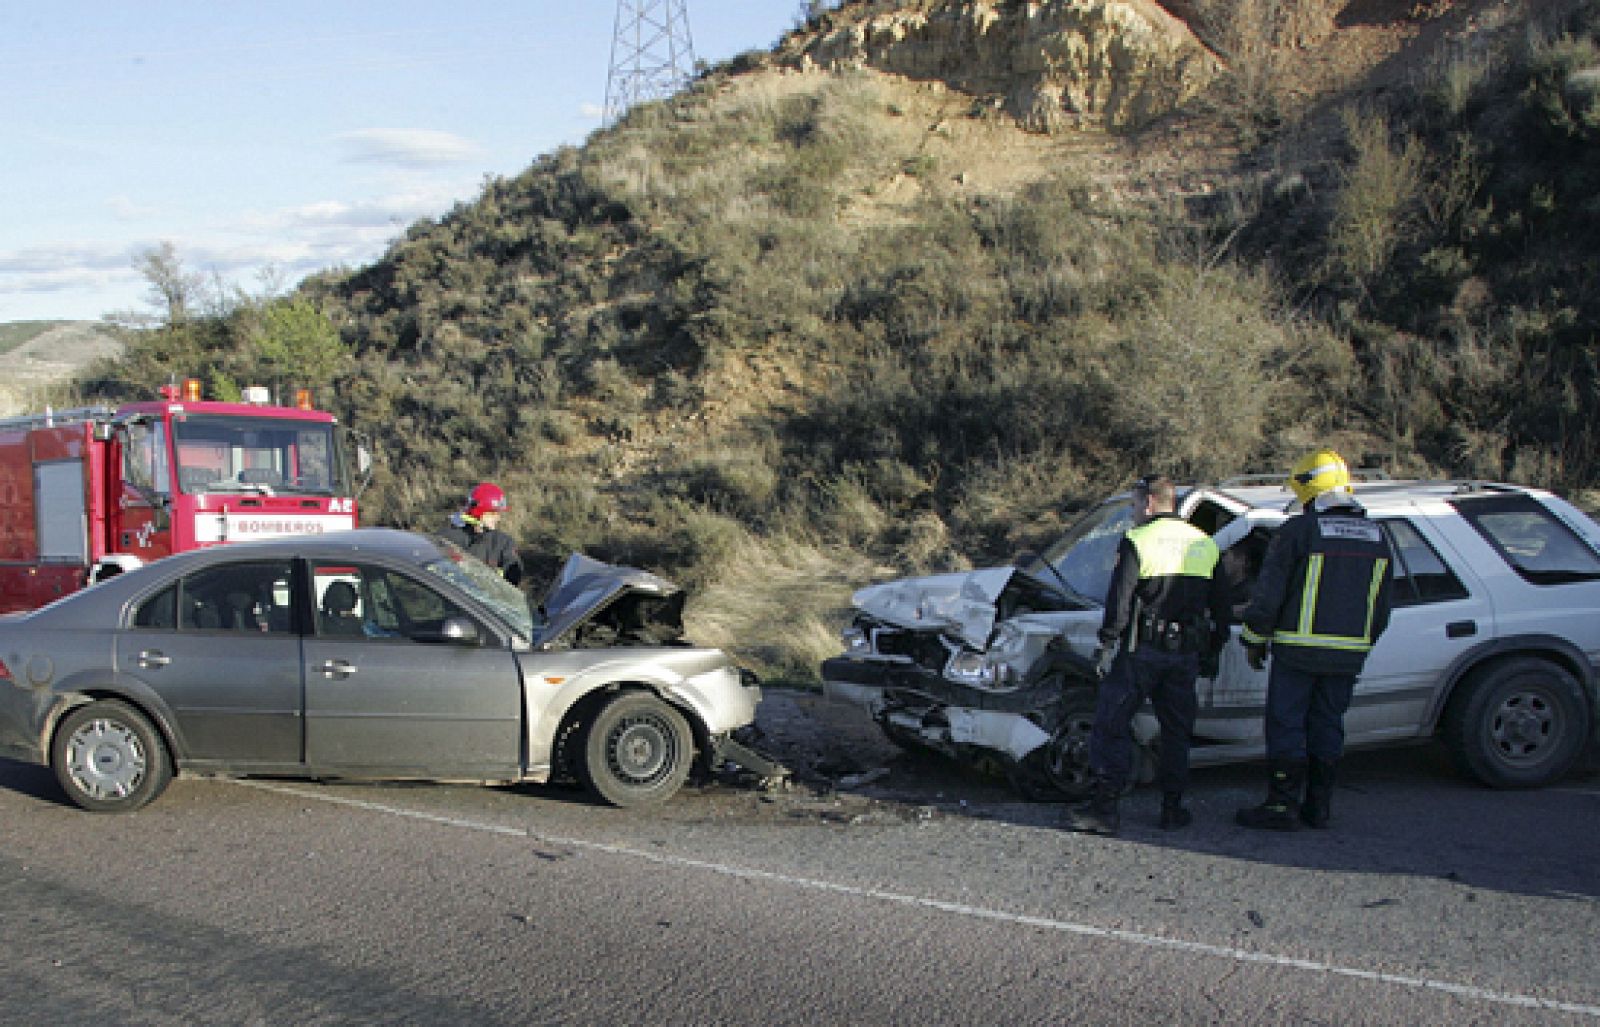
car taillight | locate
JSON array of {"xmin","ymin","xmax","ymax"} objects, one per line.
[{"xmin": 0, "ymin": 658, "xmax": 11, "ymax": 680}]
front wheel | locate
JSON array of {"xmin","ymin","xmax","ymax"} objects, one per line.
[
  {"xmin": 580, "ymin": 692, "xmax": 695, "ymax": 807},
  {"xmin": 1443, "ymin": 658, "xmax": 1591, "ymax": 788},
  {"xmin": 51, "ymin": 700, "xmax": 172, "ymax": 812}
]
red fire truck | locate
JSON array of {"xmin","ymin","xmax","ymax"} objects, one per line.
[{"xmin": 0, "ymin": 380, "xmax": 365, "ymax": 613}]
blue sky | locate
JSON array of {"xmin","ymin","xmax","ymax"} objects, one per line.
[{"xmin": 1, "ymin": 1, "xmax": 799, "ymax": 323}]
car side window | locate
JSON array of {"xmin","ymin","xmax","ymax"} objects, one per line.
[
  {"xmin": 1380, "ymin": 519, "xmax": 1469, "ymax": 607},
  {"xmin": 133, "ymin": 584, "xmax": 177, "ymax": 629},
  {"xmin": 312, "ymin": 561, "xmax": 483, "ymax": 644},
  {"xmin": 178, "ymin": 561, "xmax": 296, "ymax": 633},
  {"xmin": 1453, "ymin": 495, "xmax": 1600, "ymax": 585}
]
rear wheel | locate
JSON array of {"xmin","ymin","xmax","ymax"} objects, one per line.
[
  {"xmin": 580, "ymin": 692, "xmax": 694, "ymax": 807},
  {"xmin": 51, "ymin": 701, "xmax": 172, "ymax": 813},
  {"xmin": 1443, "ymin": 658, "xmax": 1590, "ymax": 788}
]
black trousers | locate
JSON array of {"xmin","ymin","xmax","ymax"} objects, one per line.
[{"xmin": 1088, "ymin": 648, "xmax": 1200, "ymax": 793}]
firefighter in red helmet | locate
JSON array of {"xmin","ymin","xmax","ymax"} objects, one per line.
[{"xmin": 440, "ymin": 482, "xmax": 524, "ymax": 585}]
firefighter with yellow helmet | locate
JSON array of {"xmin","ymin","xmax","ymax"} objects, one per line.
[{"xmin": 1236, "ymin": 449, "xmax": 1395, "ymax": 830}]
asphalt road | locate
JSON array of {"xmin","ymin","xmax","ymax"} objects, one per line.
[{"xmin": 1, "ymin": 689, "xmax": 1596, "ymax": 1024}]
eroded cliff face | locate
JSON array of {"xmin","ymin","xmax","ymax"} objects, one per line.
[{"xmin": 779, "ymin": 0, "xmax": 1220, "ymax": 132}]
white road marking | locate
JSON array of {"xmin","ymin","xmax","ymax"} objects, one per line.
[{"xmin": 237, "ymin": 779, "xmax": 1600, "ymax": 1019}]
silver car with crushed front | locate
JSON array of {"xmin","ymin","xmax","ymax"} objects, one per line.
[{"xmin": 0, "ymin": 528, "xmax": 770, "ymax": 812}]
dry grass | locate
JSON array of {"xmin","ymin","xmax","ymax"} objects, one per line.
[{"xmin": 687, "ymin": 529, "xmax": 891, "ymax": 684}]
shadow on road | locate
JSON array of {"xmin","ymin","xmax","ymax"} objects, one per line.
[{"xmin": 758, "ymin": 689, "xmax": 1600, "ymax": 902}]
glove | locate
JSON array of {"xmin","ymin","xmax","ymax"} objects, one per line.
[
  {"xmin": 1198, "ymin": 650, "xmax": 1220, "ymax": 679},
  {"xmin": 1092, "ymin": 646, "xmax": 1115, "ymax": 679},
  {"xmin": 1245, "ymin": 642, "xmax": 1269, "ymax": 672}
]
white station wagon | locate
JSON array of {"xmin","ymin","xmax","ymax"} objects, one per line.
[{"xmin": 823, "ymin": 478, "xmax": 1600, "ymax": 795}]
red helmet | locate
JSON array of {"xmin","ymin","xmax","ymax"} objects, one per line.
[{"xmin": 465, "ymin": 482, "xmax": 508, "ymax": 519}]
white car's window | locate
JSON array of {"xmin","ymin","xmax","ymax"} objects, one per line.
[
  {"xmin": 1454, "ymin": 496, "xmax": 1600, "ymax": 585},
  {"xmin": 1381, "ymin": 519, "xmax": 1469, "ymax": 606},
  {"xmin": 1039, "ymin": 497, "xmax": 1137, "ymax": 603}
]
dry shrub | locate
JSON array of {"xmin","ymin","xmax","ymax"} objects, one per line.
[
  {"xmin": 1330, "ymin": 106, "xmax": 1426, "ymax": 287},
  {"xmin": 687, "ymin": 530, "xmax": 888, "ymax": 684}
]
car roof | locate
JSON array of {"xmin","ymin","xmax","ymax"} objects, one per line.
[{"xmin": 26, "ymin": 528, "xmax": 449, "ymax": 623}]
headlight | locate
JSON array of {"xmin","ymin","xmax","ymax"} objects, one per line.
[
  {"xmin": 945, "ymin": 650, "xmax": 999, "ymax": 687},
  {"xmin": 842, "ymin": 626, "xmax": 872, "ymax": 655}
]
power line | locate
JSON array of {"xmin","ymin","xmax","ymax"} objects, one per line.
[{"xmin": 604, "ymin": 0, "xmax": 696, "ymax": 125}]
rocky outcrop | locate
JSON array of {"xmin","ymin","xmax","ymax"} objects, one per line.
[{"xmin": 781, "ymin": 0, "xmax": 1220, "ymax": 131}]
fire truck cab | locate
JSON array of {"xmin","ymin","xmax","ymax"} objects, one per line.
[{"xmin": 0, "ymin": 383, "xmax": 362, "ymax": 613}]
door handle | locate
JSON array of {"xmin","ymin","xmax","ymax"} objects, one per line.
[
  {"xmin": 138, "ymin": 650, "xmax": 171, "ymax": 669},
  {"xmin": 1446, "ymin": 620, "xmax": 1477, "ymax": 639},
  {"xmin": 320, "ymin": 659, "xmax": 358, "ymax": 679}
]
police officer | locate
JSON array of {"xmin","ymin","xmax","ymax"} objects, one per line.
[
  {"xmin": 1066, "ymin": 475, "xmax": 1231, "ymax": 835},
  {"xmin": 440, "ymin": 482, "xmax": 525, "ymax": 586},
  {"xmin": 1236, "ymin": 449, "xmax": 1394, "ymax": 830}
]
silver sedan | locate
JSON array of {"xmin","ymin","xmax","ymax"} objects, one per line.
[{"xmin": 0, "ymin": 529, "xmax": 766, "ymax": 812}]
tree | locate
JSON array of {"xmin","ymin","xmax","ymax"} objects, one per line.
[
  {"xmin": 253, "ymin": 298, "xmax": 348, "ymax": 391},
  {"xmin": 133, "ymin": 241, "xmax": 206, "ymax": 327}
]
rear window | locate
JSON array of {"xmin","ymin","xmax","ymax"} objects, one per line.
[{"xmin": 1452, "ymin": 495, "xmax": 1600, "ymax": 585}]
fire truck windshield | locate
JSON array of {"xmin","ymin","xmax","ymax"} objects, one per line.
[{"xmin": 171, "ymin": 415, "xmax": 349, "ymax": 497}]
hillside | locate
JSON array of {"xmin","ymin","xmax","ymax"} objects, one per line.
[
  {"xmin": 0, "ymin": 322, "xmax": 123, "ymax": 417},
  {"xmin": 79, "ymin": 0, "xmax": 1600, "ymax": 679}
]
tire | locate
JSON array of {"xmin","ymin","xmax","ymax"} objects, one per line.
[
  {"xmin": 1443, "ymin": 657, "xmax": 1592, "ymax": 788},
  {"xmin": 50, "ymin": 700, "xmax": 172, "ymax": 813},
  {"xmin": 580, "ymin": 692, "xmax": 694, "ymax": 807},
  {"xmin": 1039, "ymin": 687, "xmax": 1098, "ymax": 800}
]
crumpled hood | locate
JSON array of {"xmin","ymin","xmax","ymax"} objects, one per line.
[
  {"xmin": 535, "ymin": 553, "xmax": 682, "ymax": 647},
  {"xmin": 851, "ymin": 566, "xmax": 1017, "ymax": 650}
]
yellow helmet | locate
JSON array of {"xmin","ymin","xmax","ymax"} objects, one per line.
[{"xmin": 1287, "ymin": 448, "xmax": 1351, "ymax": 505}]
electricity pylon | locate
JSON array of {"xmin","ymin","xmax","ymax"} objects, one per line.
[{"xmin": 604, "ymin": 0, "xmax": 696, "ymax": 125}]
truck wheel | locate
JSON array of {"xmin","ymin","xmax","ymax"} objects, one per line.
[
  {"xmin": 580, "ymin": 692, "xmax": 694, "ymax": 807},
  {"xmin": 51, "ymin": 700, "xmax": 172, "ymax": 813},
  {"xmin": 1443, "ymin": 658, "xmax": 1590, "ymax": 788}
]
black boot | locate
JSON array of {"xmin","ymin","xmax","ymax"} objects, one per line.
[
  {"xmin": 1301, "ymin": 757, "xmax": 1336, "ymax": 829},
  {"xmin": 1235, "ymin": 760, "xmax": 1305, "ymax": 831},
  {"xmin": 1159, "ymin": 792, "xmax": 1191, "ymax": 830},
  {"xmin": 1065, "ymin": 781, "xmax": 1120, "ymax": 836}
]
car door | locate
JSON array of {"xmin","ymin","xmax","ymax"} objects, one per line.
[
  {"xmin": 116, "ymin": 558, "xmax": 303, "ymax": 768},
  {"xmin": 300, "ymin": 560, "xmax": 522, "ymax": 777},
  {"xmin": 1343, "ymin": 515, "xmax": 1494, "ymax": 745}
]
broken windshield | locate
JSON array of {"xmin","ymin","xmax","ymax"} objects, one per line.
[{"xmin": 1036, "ymin": 496, "xmax": 1137, "ymax": 606}]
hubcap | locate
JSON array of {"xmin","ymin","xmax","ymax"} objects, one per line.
[
  {"xmin": 65, "ymin": 718, "xmax": 147, "ymax": 800},
  {"xmin": 606, "ymin": 714, "xmax": 677, "ymax": 786},
  {"xmin": 1490, "ymin": 690, "xmax": 1556, "ymax": 763}
]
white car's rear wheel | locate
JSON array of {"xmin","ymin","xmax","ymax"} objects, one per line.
[{"xmin": 1443, "ymin": 658, "xmax": 1590, "ymax": 788}]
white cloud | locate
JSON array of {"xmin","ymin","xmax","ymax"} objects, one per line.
[
  {"xmin": 337, "ymin": 128, "xmax": 483, "ymax": 168},
  {"xmin": 106, "ymin": 195, "xmax": 159, "ymax": 221},
  {"xmin": 579, "ymin": 102, "xmax": 606, "ymax": 120}
]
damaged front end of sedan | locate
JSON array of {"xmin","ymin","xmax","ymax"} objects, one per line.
[{"xmin": 821, "ymin": 559, "xmax": 1113, "ymax": 799}]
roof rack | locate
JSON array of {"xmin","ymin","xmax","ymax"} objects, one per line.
[
  {"xmin": 0, "ymin": 406, "xmax": 115, "ymax": 432},
  {"xmin": 1217, "ymin": 468, "xmax": 1392, "ymax": 489}
]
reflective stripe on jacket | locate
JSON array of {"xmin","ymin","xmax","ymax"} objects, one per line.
[
  {"xmin": 1241, "ymin": 499, "xmax": 1394, "ymax": 675},
  {"xmin": 1098, "ymin": 514, "xmax": 1231, "ymax": 653}
]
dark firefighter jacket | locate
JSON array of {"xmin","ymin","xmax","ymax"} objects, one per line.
[
  {"xmin": 1240, "ymin": 496, "xmax": 1394, "ymax": 675},
  {"xmin": 439, "ymin": 515, "xmax": 525, "ymax": 586},
  {"xmin": 1098, "ymin": 513, "xmax": 1231, "ymax": 656}
]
